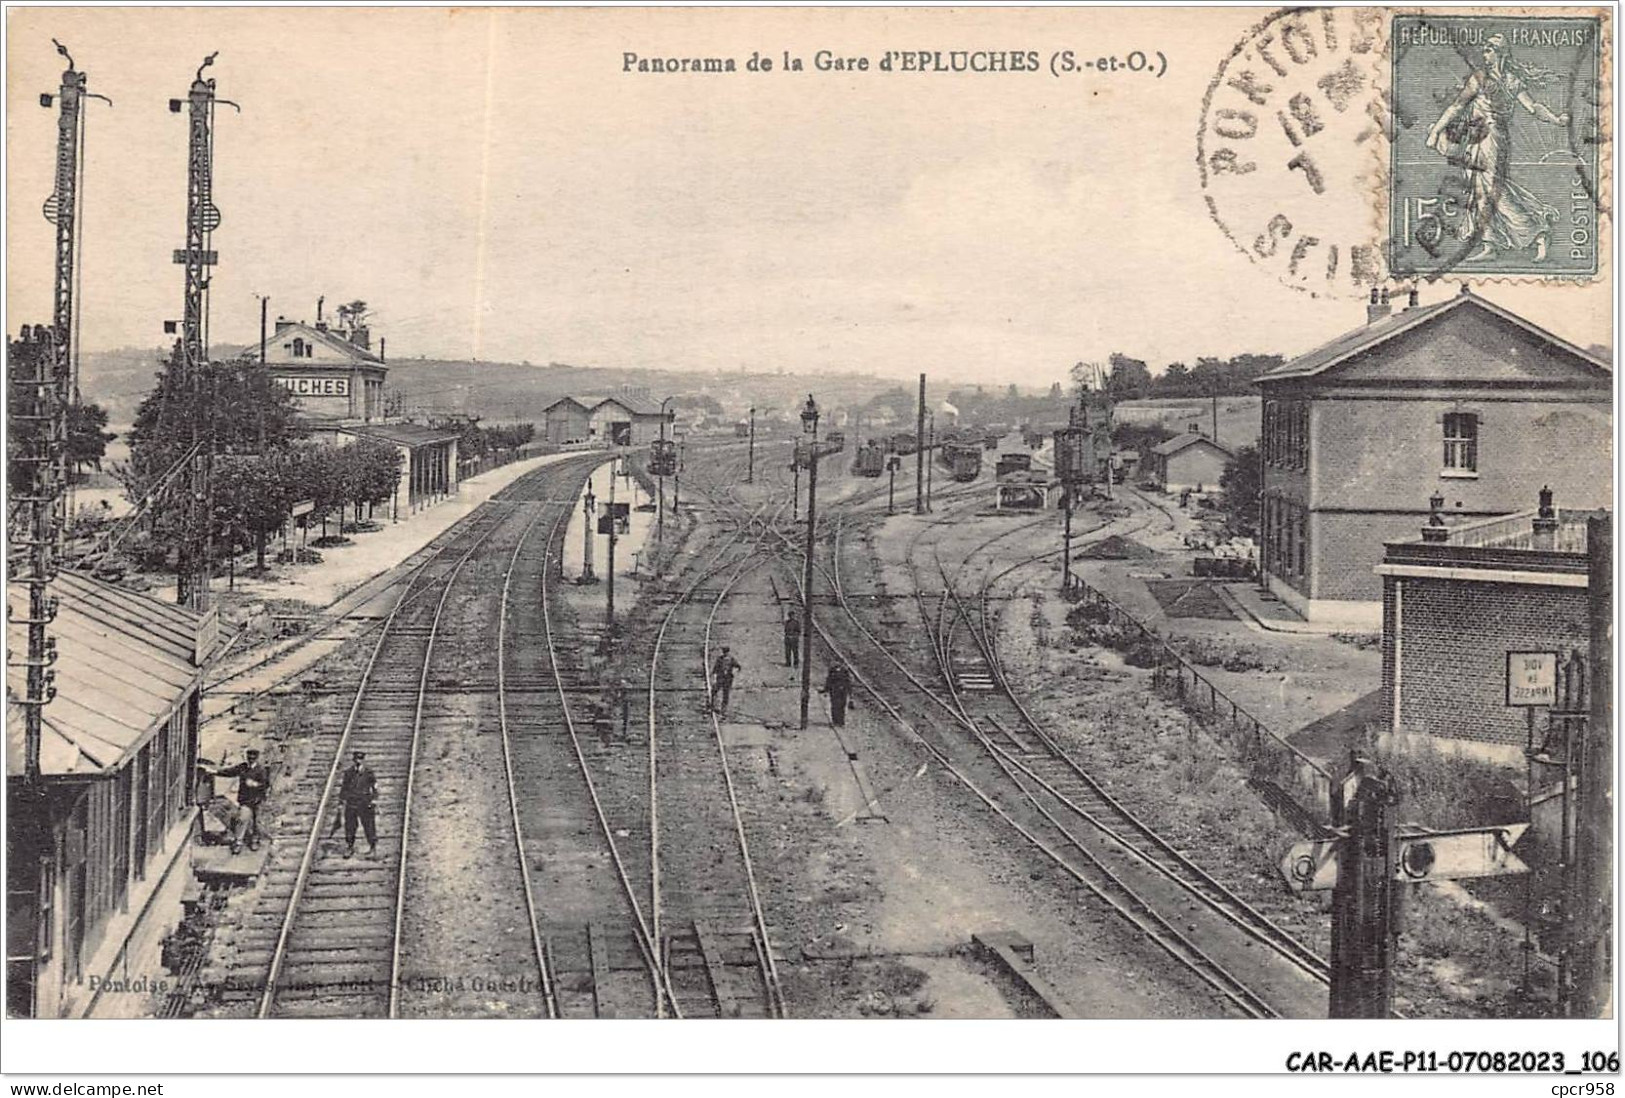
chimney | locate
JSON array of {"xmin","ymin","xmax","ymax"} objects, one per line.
[
  {"xmin": 1406, "ymin": 285, "xmax": 1420, "ymax": 310},
  {"xmin": 273, "ymin": 316, "xmax": 295, "ymax": 335},
  {"xmin": 1421, "ymin": 490, "xmax": 1451, "ymax": 542},
  {"xmin": 1188, "ymin": 422, "xmax": 1199, "ymax": 433},
  {"xmin": 1366, "ymin": 286, "xmax": 1392, "ymax": 324},
  {"xmin": 380, "ymin": 336, "xmax": 386, "ymax": 363},
  {"xmin": 351, "ymin": 325, "xmax": 371, "ymax": 351},
  {"xmin": 316, "ymin": 295, "xmax": 327, "ymax": 331},
  {"xmin": 1532, "ymin": 485, "xmax": 1559, "ymax": 550}
]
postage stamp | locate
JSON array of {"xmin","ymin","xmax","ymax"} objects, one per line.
[{"xmin": 1388, "ymin": 13, "xmax": 1602, "ymax": 279}]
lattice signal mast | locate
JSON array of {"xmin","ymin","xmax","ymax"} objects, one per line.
[
  {"xmin": 169, "ymin": 53, "xmax": 236, "ymax": 609},
  {"xmin": 8, "ymin": 43, "xmax": 106, "ymax": 779}
]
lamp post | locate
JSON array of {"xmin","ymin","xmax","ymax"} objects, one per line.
[
  {"xmin": 606, "ymin": 460, "xmax": 619, "ymax": 641},
  {"xmin": 580, "ymin": 481, "xmax": 597, "ymax": 584},
  {"xmin": 657, "ymin": 396, "xmax": 673, "ymax": 543},
  {"xmin": 886, "ymin": 453, "xmax": 900, "ymax": 515},
  {"xmin": 799, "ymin": 394, "xmax": 820, "ymax": 731},
  {"xmin": 674, "ymin": 431, "xmax": 684, "ymax": 517}
]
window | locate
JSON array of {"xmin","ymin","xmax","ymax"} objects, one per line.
[
  {"xmin": 1263, "ymin": 401, "xmax": 1279, "ymax": 465},
  {"xmin": 1443, "ymin": 412, "xmax": 1478, "ymax": 473},
  {"xmin": 292, "ymin": 338, "xmax": 305, "ymax": 357}
]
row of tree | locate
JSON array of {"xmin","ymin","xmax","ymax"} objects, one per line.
[
  {"xmin": 116, "ymin": 352, "xmax": 403, "ymax": 575},
  {"xmin": 1102, "ymin": 352, "xmax": 1285, "ymax": 400}
]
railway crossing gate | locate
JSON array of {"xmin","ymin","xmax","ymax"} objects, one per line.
[{"xmin": 1278, "ymin": 753, "xmax": 1530, "ymax": 1018}]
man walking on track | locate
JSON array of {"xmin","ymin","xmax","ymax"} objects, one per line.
[
  {"xmin": 783, "ymin": 609, "xmax": 801, "ymax": 668},
  {"xmin": 710, "ymin": 646, "xmax": 742, "ymax": 716},
  {"xmin": 821, "ymin": 661, "xmax": 854, "ymax": 728},
  {"xmin": 213, "ymin": 748, "xmax": 271, "ymax": 854},
  {"xmin": 334, "ymin": 750, "xmax": 379, "ymax": 858}
]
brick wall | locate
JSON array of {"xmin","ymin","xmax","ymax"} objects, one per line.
[
  {"xmin": 1386, "ymin": 575, "xmax": 1588, "ymax": 746},
  {"xmin": 1314, "ymin": 511, "xmax": 1433, "ymax": 602}
]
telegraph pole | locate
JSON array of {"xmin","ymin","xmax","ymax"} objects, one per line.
[
  {"xmin": 746, "ymin": 406, "xmax": 756, "ymax": 484},
  {"xmin": 606, "ymin": 462, "xmax": 618, "ymax": 638},
  {"xmin": 915, "ymin": 373, "xmax": 926, "ymax": 515},
  {"xmin": 798, "ymin": 396, "xmax": 821, "ymax": 730},
  {"xmin": 926, "ymin": 412, "xmax": 935, "ymax": 512}
]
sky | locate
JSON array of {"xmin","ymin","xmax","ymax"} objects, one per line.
[{"xmin": 5, "ymin": 7, "xmax": 1613, "ymax": 388}]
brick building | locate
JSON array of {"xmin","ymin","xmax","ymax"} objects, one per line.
[
  {"xmin": 1377, "ymin": 495, "xmax": 1601, "ymax": 758},
  {"xmin": 6, "ymin": 573, "xmax": 215, "ymax": 1017},
  {"xmin": 1257, "ymin": 287, "xmax": 1611, "ymax": 625}
]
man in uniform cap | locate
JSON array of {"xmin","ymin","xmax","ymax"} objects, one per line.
[{"xmin": 214, "ymin": 748, "xmax": 271, "ymax": 854}]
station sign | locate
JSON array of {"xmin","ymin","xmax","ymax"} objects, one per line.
[
  {"xmin": 172, "ymin": 248, "xmax": 219, "ymax": 265},
  {"xmin": 290, "ymin": 499, "xmax": 315, "ymax": 519},
  {"xmin": 1506, "ymin": 651, "xmax": 1559, "ymax": 707},
  {"xmin": 275, "ymin": 376, "xmax": 351, "ymax": 397}
]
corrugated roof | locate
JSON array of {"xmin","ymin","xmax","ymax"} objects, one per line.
[
  {"xmin": 344, "ymin": 422, "xmax": 462, "ymax": 447},
  {"xmin": 1152, "ymin": 432, "xmax": 1232, "ymax": 458},
  {"xmin": 1259, "ymin": 290, "xmax": 1612, "ymax": 383},
  {"xmin": 7, "ymin": 572, "xmax": 202, "ymax": 778}
]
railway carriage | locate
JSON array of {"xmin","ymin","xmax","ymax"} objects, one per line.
[
  {"xmin": 852, "ymin": 441, "xmax": 886, "ymax": 477},
  {"xmin": 940, "ymin": 442, "xmax": 982, "ymax": 482}
]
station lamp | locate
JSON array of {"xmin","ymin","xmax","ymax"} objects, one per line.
[{"xmin": 801, "ymin": 394, "xmax": 820, "ymax": 435}]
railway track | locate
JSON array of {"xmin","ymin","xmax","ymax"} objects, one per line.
[
  {"xmin": 498, "ymin": 481, "xmax": 664, "ymax": 1019},
  {"xmin": 224, "ymin": 504, "xmax": 512, "ymax": 1017},
  {"xmin": 645, "ymin": 455, "xmax": 789, "ymax": 1018},
  {"xmin": 747, "ymin": 477, "xmax": 1321, "ymax": 1017}
]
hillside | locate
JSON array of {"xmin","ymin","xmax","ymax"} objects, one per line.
[{"xmin": 73, "ymin": 345, "xmax": 909, "ymax": 431}]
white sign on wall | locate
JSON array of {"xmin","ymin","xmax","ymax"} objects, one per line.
[
  {"xmin": 276, "ymin": 375, "xmax": 350, "ymax": 397},
  {"xmin": 1505, "ymin": 651, "xmax": 1558, "ymax": 707}
]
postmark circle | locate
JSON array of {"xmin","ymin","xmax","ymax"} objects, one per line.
[{"xmin": 1197, "ymin": 7, "xmax": 1392, "ymax": 299}]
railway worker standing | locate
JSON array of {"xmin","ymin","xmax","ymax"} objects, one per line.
[
  {"xmin": 710, "ymin": 646, "xmax": 742, "ymax": 716},
  {"xmin": 336, "ymin": 750, "xmax": 379, "ymax": 858},
  {"xmin": 213, "ymin": 748, "xmax": 271, "ymax": 853},
  {"xmin": 783, "ymin": 609, "xmax": 801, "ymax": 668},
  {"xmin": 820, "ymin": 662, "xmax": 854, "ymax": 728}
]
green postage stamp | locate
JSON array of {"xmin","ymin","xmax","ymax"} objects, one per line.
[{"xmin": 1389, "ymin": 14, "xmax": 1602, "ymax": 278}]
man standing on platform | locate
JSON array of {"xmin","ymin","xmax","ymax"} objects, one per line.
[
  {"xmin": 820, "ymin": 662, "xmax": 854, "ymax": 728},
  {"xmin": 783, "ymin": 608, "xmax": 801, "ymax": 668}
]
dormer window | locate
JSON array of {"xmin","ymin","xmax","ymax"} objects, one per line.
[
  {"xmin": 292, "ymin": 337, "xmax": 306, "ymax": 358},
  {"xmin": 1443, "ymin": 412, "xmax": 1478, "ymax": 475}
]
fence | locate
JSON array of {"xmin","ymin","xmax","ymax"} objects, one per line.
[{"xmin": 1063, "ymin": 573, "xmax": 1334, "ymax": 828}]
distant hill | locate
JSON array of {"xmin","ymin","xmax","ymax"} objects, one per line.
[{"xmin": 74, "ymin": 345, "xmax": 908, "ymax": 430}]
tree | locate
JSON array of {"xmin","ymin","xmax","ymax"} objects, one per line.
[
  {"xmin": 213, "ymin": 453, "xmax": 295, "ymax": 570},
  {"xmin": 1219, "ymin": 444, "xmax": 1262, "ymax": 538},
  {"xmin": 1107, "ymin": 354, "xmax": 1151, "ymax": 399},
  {"xmin": 343, "ymin": 439, "xmax": 402, "ymax": 523},
  {"xmin": 336, "ymin": 300, "xmax": 369, "ymax": 331},
  {"xmin": 285, "ymin": 442, "xmax": 347, "ymax": 539},
  {"xmin": 66, "ymin": 402, "xmax": 115, "ymax": 475}
]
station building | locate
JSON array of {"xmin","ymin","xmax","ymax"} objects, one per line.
[
  {"xmin": 262, "ymin": 315, "xmax": 386, "ymax": 424},
  {"xmin": 6, "ymin": 572, "xmax": 216, "ymax": 1018},
  {"xmin": 260, "ymin": 302, "xmax": 460, "ymax": 520},
  {"xmin": 1256, "ymin": 287, "xmax": 1612, "ymax": 626}
]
